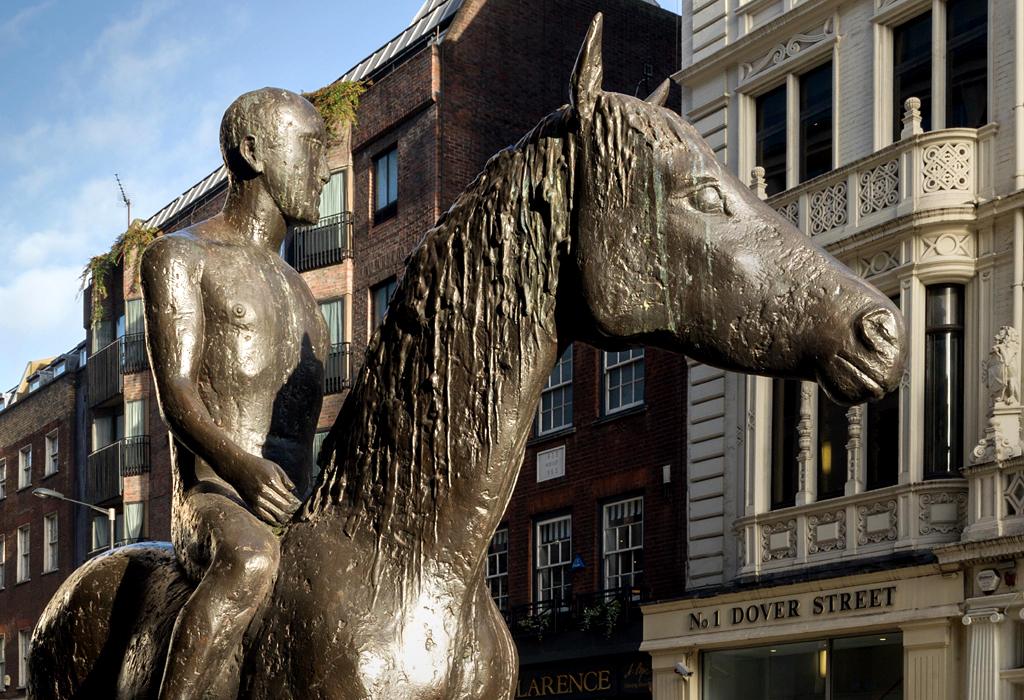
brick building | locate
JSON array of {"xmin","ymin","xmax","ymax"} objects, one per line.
[
  {"xmin": 0, "ymin": 345, "xmax": 85, "ymax": 698},
  {"xmin": 79, "ymin": 0, "xmax": 683, "ymax": 694}
]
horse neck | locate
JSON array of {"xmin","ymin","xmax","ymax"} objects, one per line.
[{"xmin": 305, "ymin": 116, "xmax": 576, "ymax": 570}]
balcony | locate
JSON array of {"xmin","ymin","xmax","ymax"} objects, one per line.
[
  {"xmin": 504, "ymin": 587, "xmax": 646, "ymax": 641},
  {"xmin": 85, "ymin": 436, "xmax": 151, "ymax": 503},
  {"xmin": 122, "ymin": 332, "xmax": 148, "ymax": 373},
  {"xmin": 735, "ymin": 479, "xmax": 969, "ymax": 576},
  {"xmin": 87, "ymin": 334, "xmax": 150, "ymax": 407},
  {"xmin": 325, "ymin": 342, "xmax": 352, "ymax": 395},
  {"xmin": 87, "ymin": 339, "xmax": 123, "ymax": 408},
  {"xmin": 763, "ymin": 123, "xmax": 996, "ymax": 247},
  {"xmin": 285, "ymin": 212, "xmax": 353, "ymax": 272}
]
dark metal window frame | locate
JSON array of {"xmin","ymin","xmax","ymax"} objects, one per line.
[{"xmin": 373, "ymin": 145, "xmax": 398, "ymax": 223}]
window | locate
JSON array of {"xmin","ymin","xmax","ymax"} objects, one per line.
[
  {"xmin": 0, "ymin": 458, "xmax": 6, "ymax": 499},
  {"xmin": 604, "ymin": 348, "xmax": 645, "ymax": 414},
  {"xmin": 893, "ymin": 12, "xmax": 933, "ymax": 140},
  {"xmin": 0, "ymin": 537, "xmax": 5, "ymax": 588},
  {"xmin": 891, "ymin": 2, "xmax": 988, "ymax": 140},
  {"xmin": 866, "ymin": 297, "xmax": 901, "ymax": 490},
  {"xmin": 816, "ymin": 389, "xmax": 847, "ymax": 500},
  {"xmin": 16, "ymin": 525, "xmax": 29, "ymax": 583},
  {"xmin": 771, "ymin": 379, "xmax": 800, "ymax": 509},
  {"xmin": 28, "ymin": 376, "xmax": 40, "ymax": 392},
  {"xmin": 703, "ymin": 633, "xmax": 903, "ymax": 699},
  {"xmin": 45, "ymin": 430, "xmax": 59, "ymax": 476},
  {"xmin": 535, "ymin": 515, "xmax": 571, "ymax": 604},
  {"xmin": 538, "ymin": 347, "xmax": 573, "ymax": 435},
  {"xmin": 371, "ymin": 278, "xmax": 398, "ymax": 329},
  {"xmin": 312, "ymin": 430, "xmax": 329, "ymax": 481},
  {"xmin": 799, "ymin": 61, "xmax": 833, "ymax": 182},
  {"xmin": 946, "ymin": 0, "xmax": 987, "ymax": 128},
  {"xmin": 124, "ymin": 502, "xmax": 145, "ymax": 543},
  {"xmin": 755, "ymin": 84, "xmax": 787, "ymax": 196},
  {"xmin": 374, "ymin": 146, "xmax": 398, "ymax": 221},
  {"xmin": 486, "ymin": 528, "xmax": 509, "ymax": 611},
  {"xmin": 52, "ymin": 360, "xmax": 65, "ymax": 377},
  {"xmin": 319, "ymin": 170, "xmax": 347, "ymax": 219},
  {"xmin": 924, "ymin": 284, "xmax": 964, "ymax": 478},
  {"xmin": 18, "ymin": 629, "xmax": 30, "ymax": 688},
  {"xmin": 18, "ymin": 446, "xmax": 31, "ymax": 489},
  {"xmin": 0, "ymin": 634, "xmax": 5, "ymax": 687},
  {"xmin": 603, "ymin": 497, "xmax": 643, "ymax": 591},
  {"xmin": 754, "ymin": 61, "xmax": 834, "ymax": 196},
  {"xmin": 320, "ymin": 299, "xmax": 346, "ymax": 348},
  {"xmin": 43, "ymin": 513, "xmax": 58, "ymax": 573},
  {"xmin": 92, "ymin": 515, "xmax": 111, "ymax": 552}
]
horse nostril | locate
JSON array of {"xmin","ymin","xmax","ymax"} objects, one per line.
[{"xmin": 857, "ymin": 308, "xmax": 898, "ymax": 352}]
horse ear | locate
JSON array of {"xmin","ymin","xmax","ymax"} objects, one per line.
[
  {"xmin": 570, "ymin": 13, "xmax": 604, "ymax": 120},
  {"xmin": 645, "ymin": 79, "xmax": 671, "ymax": 108}
]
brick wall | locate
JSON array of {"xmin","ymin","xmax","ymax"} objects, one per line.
[{"xmin": 0, "ymin": 374, "xmax": 78, "ymax": 696}]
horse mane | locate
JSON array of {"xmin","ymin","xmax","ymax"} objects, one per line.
[{"xmin": 302, "ymin": 106, "xmax": 578, "ymax": 539}]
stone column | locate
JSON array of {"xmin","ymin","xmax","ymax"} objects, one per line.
[
  {"xmin": 962, "ymin": 607, "xmax": 1005, "ymax": 700},
  {"xmin": 902, "ymin": 620, "xmax": 954, "ymax": 700}
]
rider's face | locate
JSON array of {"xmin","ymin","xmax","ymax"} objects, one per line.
[{"xmin": 263, "ymin": 115, "xmax": 330, "ymax": 225}]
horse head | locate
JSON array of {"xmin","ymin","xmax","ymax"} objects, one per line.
[{"xmin": 565, "ymin": 14, "xmax": 904, "ymax": 404}]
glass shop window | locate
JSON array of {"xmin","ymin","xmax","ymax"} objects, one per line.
[
  {"xmin": 924, "ymin": 284, "xmax": 964, "ymax": 478},
  {"xmin": 756, "ymin": 84, "xmax": 787, "ymax": 196},
  {"xmin": 703, "ymin": 633, "xmax": 902, "ymax": 700},
  {"xmin": 799, "ymin": 61, "xmax": 833, "ymax": 182},
  {"xmin": 893, "ymin": 11, "xmax": 933, "ymax": 140},
  {"xmin": 771, "ymin": 379, "xmax": 800, "ymax": 510}
]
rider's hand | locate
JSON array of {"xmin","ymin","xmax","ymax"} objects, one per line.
[{"xmin": 228, "ymin": 456, "xmax": 301, "ymax": 526}]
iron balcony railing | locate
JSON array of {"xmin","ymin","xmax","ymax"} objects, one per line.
[
  {"xmin": 503, "ymin": 586, "xmax": 646, "ymax": 639},
  {"xmin": 325, "ymin": 342, "xmax": 352, "ymax": 395},
  {"xmin": 285, "ymin": 212, "xmax": 353, "ymax": 272},
  {"xmin": 87, "ymin": 334, "xmax": 149, "ymax": 406},
  {"xmin": 87, "ymin": 339, "xmax": 123, "ymax": 407},
  {"xmin": 122, "ymin": 332, "xmax": 148, "ymax": 373},
  {"xmin": 85, "ymin": 436, "xmax": 151, "ymax": 504}
]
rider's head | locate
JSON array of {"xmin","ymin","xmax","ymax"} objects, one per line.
[{"xmin": 220, "ymin": 87, "xmax": 329, "ymax": 225}]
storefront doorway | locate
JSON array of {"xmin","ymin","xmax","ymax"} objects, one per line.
[{"xmin": 702, "ymin": 633, "xmax": 902, "ymax": 700}]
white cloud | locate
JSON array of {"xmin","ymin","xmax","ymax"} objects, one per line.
[{"xmin": 0, "ymin": 0, "xmax": 54, "ymax": 47}]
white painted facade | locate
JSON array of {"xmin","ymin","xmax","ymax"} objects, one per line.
[{"xmin": 644, "ymin": 0, "xmax": 1024, "ymax": 698}]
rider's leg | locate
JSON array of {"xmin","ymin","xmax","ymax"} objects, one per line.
[{"xmin": 159, "ymin": 494, "xmax": 280, "ymax": 700}]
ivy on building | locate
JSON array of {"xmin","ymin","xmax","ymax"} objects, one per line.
[
  {"xmin": 81, "ymin": 219, "xmax": 159, "ymax": 325},
  {"xmin": 302, "ymin": 80, "xmax": 365, "ymax": 137}
]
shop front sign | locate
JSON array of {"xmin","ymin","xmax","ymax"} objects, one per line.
[
  {"xmin": 516, "ymin": 654, "xmax": 650, "ymax": 698},
  {"xmin": 686, "ymin": 584, "xmax": 898, "ymax": 633}
]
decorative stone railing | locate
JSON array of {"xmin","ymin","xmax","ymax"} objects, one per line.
[
  {"xmin": 735, "ymin": 479, "xmax": 968, "ymax": 574},
  {"xmin": 759, "ymin": 102, "xmax": 994, "ymax": 246}
]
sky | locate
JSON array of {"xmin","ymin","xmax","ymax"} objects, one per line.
[{"xmin": 0, "ymin": 0, "xmax": 426, "ymax": 388}]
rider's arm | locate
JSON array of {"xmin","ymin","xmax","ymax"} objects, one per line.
[{"xmin": 140, "ymin": 235, "xmax": 298, "ymax": 524}]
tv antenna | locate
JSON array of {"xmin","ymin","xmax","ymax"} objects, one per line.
[{"xmin": 115, "ymin": 173, "xmax": 131, "ymax": 226}]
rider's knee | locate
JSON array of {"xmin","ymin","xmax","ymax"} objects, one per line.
[{"xmin": 218, "ymin": 533, "xmax": 280, "ymax": 591}]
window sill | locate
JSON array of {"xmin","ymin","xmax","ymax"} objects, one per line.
[
  {"xmin": 592, "ymin": 403, "xmax": 646, "ymax": 426},
  {"xmin": 527, "ymin": 426, "xmax": 576, "ymax": 447},
  {"xmin": 373, "ymin": 203, "xmax": 397, "ymax": 225},
  {"xmin": 42, "ymin": 568, "xmax": 58, "ymax": 576},
  {"xmin": 16, "ymin": 485, "xmax": 31, "ymax": 493},
  {"xmin": 15, "ymin": 578, "xmax": 30, "ymax": 586},
  {"xmin": 42, "ymin": 470, "xmax": 58, "ymax": 480}
]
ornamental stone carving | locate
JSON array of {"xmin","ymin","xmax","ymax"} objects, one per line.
[
  {"xmin": 857, "ymin": 500, "xmax": 898, "ymax": 545},
  {"xmin": 971, "ymin": 327, "xmax": 1023, "ymax": 464},
  {"xmin": 797, "ymin": 384, "xmax": 813, "ymax": 493},
  {"xmin": 775, "ymin": 201, "xmax": 799, "ymax": 227},
  {"xmin": 858, "ymin": 248, "xmax": 900, "ymax": 278},
  {"xmin": 1005, "ymin": 472, "xmax": 1024, "ymax": 517},
  {"xmin": 921, "ymin": 141, "xmax": 972, "ymax": 193},
  {"xmin": 808, "ymin": 510, "xmax": 847, "ymax": 554},
  {"xmin": 858, "ymin": 160, "xmax": 899, "ymax": 216},
  {"xmin": 809, "ymin": 182, "xmax": 848, "ymax": 235},
  {"xmin": 919, "ymin": 492, "xmax": 967, "ymax": 535},
  {"xmin": 921, "ymin": 232, "xmax": 972, "ymax": 259},
  {"xmin": 846, "ymin": 405, "xmax": 863, "ymax": 487},
  {"xmin": 762, "ymin": 519, "xmax": 798, "ymax": 561},
  {"xmin": 740, "ymin": 19, "xmax": 836, "ymax": 85}
]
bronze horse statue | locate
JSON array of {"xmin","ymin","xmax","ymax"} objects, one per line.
[{"xmin": 29, "ymin": 15, "xmax": 904, "ymax": 699}]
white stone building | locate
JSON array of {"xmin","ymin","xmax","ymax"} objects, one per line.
[{"xmin": 643, "ymin": 0, "xmax": 1024, "ymax": 698}]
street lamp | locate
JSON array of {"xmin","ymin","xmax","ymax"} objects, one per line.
[{"xmin": 33, "ymin": 487, "xmax": 116, "ymax": 552}]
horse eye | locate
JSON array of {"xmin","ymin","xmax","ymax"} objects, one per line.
[{"xmin": 689, "ymin": 185, "xmax": 725, "ymax": 214}]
